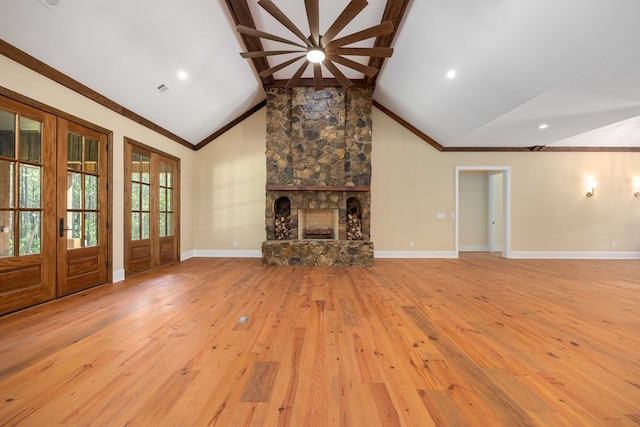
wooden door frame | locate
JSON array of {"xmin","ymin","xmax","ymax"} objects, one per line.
[{"xmin": 0, "ymin": 87, "xmax": 113, "ymax": 286}]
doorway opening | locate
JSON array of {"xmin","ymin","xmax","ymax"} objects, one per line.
[{"xmin": 455, "ymin": 166, "xmax": 511, "ymax": 258}]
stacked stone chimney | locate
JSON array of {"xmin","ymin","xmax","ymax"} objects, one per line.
[{"xmin": 261, "ymin": 87, "xmax": 374, "ymax": 266}]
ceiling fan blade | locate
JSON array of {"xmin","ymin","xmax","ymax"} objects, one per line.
[
  {"xmin": 237, "ymin": 25, "xmax": 306, "ymax": 48},
  {"xmin": 326, "ymin": 47, "xmax": 394, "ymax": 57},
  {"xmin": 285, "ymin": 61, "xmax": 310, "ymax": 89},
  {"xmin": 322, "ymin": 0, "xmax": 368, "ymax": 46},
  {"xmin": 258, "ymin": 0, "xmax": 312, "ymax": 47},
  {"xmin": 313, "ymin": 63, "xmax": 323, "ymax": 91},
  {"xmin": 305, "ymin": 0, "xmax": 320, "ymax": 46},
  {"xmin": 326, "ymin": 55, "xmax": 378, "ymax": 77},
  {"xmin": 258, "ymin": 55, "xmax": 306, "ymax": 78},
  {"xmin": 324, "ymin": 21, "xmax": 393, "ymax": 49},
  {"xmin": 241, "ymin": 50, "xmax": 305, "ymax": 58},
  {"xmin": 323, "ymin": 60, "xmax": 354, "ymax": 89}
]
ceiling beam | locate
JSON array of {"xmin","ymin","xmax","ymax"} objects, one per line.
[
  {"xmin": 224, "ymin": 0, "xmax": 275, "ymax": 86},
  {"xmin": 364, "ymin": 0, "xmax": 411, "ymax": 87}
]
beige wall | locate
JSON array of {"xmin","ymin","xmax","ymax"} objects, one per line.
[
  {"xmin": 459, "ymin": 172, "xmax": 489, "ymax": 250},
  {"xmin": 193, "ymin": 107, "xmax": 640, "ymax": 256},
  {"xmin": 372, "ymin": 109, "xmax": 640, "ymax": 254},
  {"xmin": 3, "ymin": 51, "xmax": 639, "ymax": 263},
  {"xmin": 192, "ymin": 109, "xmax": 266, "ymax": 253},
  {"xmin": 0, "ymin": 55, "xmax": 196, "ymax": 277}
]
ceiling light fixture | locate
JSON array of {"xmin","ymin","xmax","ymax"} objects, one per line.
[
  {"xmin": 446, "ymin": 69, "xmax": 456, "ymax": 79},
  {"xmin": 177, "ymin": 70, "xmax": 188, "ymax": 80},
  {"xmin": 538, "ymin": 123, "xmax": 549, "ymax": 129},
  {"xmin": 306, "ymin": 48, "xmax": 325, "ymax": 64},
  {"xmin": 236, "ymin": 1, "xmax": 394, "ymax": 91}
]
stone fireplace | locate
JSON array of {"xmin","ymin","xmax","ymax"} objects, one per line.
[{"xmin": 261, "ymin": 86, "xmax": 374, "ymax": 266}]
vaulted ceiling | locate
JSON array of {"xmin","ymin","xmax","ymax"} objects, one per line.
[{"xmin": 1, "ymin": 0, "xmax": 639, "ymax": 151}]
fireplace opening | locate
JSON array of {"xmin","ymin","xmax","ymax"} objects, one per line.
[
  {"xmin": 298, "ymin": 209, "xmax": 338, "ymax": 240},
  {"xmin": 346, "ymin": 197, "xmax": 363, "ymax": 240},
  {"xmin": 274, "ymin": 197, "xmax": 291, "ymax": 240}
]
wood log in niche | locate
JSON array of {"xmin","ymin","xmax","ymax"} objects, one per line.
[
  {"xmin": 275, "ymin": 214, "xmax": 291, "ymax": 240},
  {"xmin": 347, "ymin": 213, "xmax": 363, "ymax": 240}
]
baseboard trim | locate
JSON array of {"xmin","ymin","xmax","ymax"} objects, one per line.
[
  {"xmin": 459, "ymin": 245, "xmax": 489, "ymax": 252},
  {"xmin": 510, "ymin": 251, "xmax": 640, "ymax": 259},
  {"xmin": 179, "ymin": 249, "xmax": 640, "ymax": 261},
  {"xmin": 375, "ymin": 250, "xmax": 457, "ymax": 259},
  {"xmin": 192, "ymin": 249, "xmax": 262, "ymax": 258},
  {"xmin": 112, "ymin": 269, "xmax": 125, "ymax": 283}
]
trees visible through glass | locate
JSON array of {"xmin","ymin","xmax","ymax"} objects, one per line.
[{"xmin": 0, "ymin": 108, "xmax": 43, "ymax": 257}]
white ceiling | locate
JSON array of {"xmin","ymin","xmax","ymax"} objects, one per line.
[{"xmin": 1, "ymin": 0, "xmax": 639, "ymax": 149}]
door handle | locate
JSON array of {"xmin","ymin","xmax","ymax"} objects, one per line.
[{"xmin": 59, "ymin": 218, "xmax": 73, "ymax": 238}]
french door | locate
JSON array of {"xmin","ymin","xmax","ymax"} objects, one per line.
[
  {"xmin": 0, "ymin": 98, "xmax": 56, "ymax": 314},
  {"xmin": 124, "ymin": 140, "xmax": 179, "ymax": 276},
  {"xmin": 56, "ymin": 119, "xmax": 108, "ymax": 296},
  {"xmin": 0, "ymin": 96, "xmax": 109, "ymax": 315}
]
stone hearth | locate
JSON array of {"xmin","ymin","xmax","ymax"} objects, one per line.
[{"xmin": 262, "ymin": 87, "xmax": 373, "ymax": 267}]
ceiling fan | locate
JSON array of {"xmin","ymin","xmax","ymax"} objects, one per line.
[{"xmin": 237, "ymin": 0, "xmax": 394, "ymax": 90}]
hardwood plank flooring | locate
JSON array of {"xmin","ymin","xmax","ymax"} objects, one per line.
[{"xmin": 0, "ymin": 255, "xmax": 639, "ymax": 426}]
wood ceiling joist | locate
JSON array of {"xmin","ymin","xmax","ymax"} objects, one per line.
[
  {"xmin": 225, "ymin": 0, "xmax": 275, "ymax": 87},
  {"xmin": 364, "ymin": 0, "xmax": 411, "ymax": 87}
]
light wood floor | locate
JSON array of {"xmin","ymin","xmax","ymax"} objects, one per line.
[{"xmin": 0, "ymin": 255, "xmax": 639, "ymax": 426}]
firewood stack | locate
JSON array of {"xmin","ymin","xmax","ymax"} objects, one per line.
[
  {"xmin": 274, "ymin": 214, "xmax": 290, "ymax": 240},
  {"xmin": 347, "ymin": 213, "xmax": 363, "ymax": 240}
]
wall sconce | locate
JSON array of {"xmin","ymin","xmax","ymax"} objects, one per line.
[
  {"xmin": 633, "ymin": 177, "xmax": 640, "ymax": 197},
  {"xmin": 585, "ymin": 178, "xmax": 597, "ymax": 198}
]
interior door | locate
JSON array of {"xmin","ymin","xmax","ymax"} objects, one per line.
[
  {"xmin": 0, "ymin": 98, "xmax": 56, "ymax": 315},
  {"xmin": 488, "ymin": 172, "xmax": 504, "ymax": 253},
  {"xmin": 56, "ymin": 119, "xmax": 108, "ymax": 296}
]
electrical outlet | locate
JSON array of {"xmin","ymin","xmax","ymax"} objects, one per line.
[
  {"xmin": 409, "ymin": 241, "xmax": 414, "ymax": 248},
  {"xmin": 436, "ymin": 212, "xmax": 445, "ymax": 219},
  {"xmin": 611, "ymin": 241, "xmax": 616, "ymax": 248},
  {"xmin": 233, "ymin": 240, "xmax": 238, "ymax": 247}
]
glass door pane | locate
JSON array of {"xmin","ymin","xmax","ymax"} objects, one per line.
[
  {"xmin": 65, "ymin": 132, "xmax": 99, "ymax": 249},
  {"xmin": 0, "ymin": 108, "xmax": 43, "ymax": 258}
]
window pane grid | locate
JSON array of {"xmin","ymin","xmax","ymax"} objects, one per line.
[
  {"xmin": 66, "ymin": 132, "xmax": 100, "ymax": 249},
  {"xmin": 130, "ymin": 154, "xmax": 150, "ymax": 241},
  {"xmin": 1, "ymin": 109, "xmax": 43, "ymax": 257},
  {"xmin": 159, "ymin": 162, "xmax": 174, "ymax": 237}
]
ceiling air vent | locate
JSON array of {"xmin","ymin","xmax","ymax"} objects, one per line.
[
  {"xmin": 39, "ymin": 0, "xmax": 64, "ymax": 9},
  {"xmin": 156, "ymin": 84, "xmax": 170, "ymax": 95}
]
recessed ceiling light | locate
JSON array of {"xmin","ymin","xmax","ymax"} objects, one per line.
[
  {"xmin": 538, "ymin": 123, "xmax": 549, "ymax": 129},
  {"xmin": 177, "ymin": 70, "xmax": 188, "ymax": 80},
  {"xmin": 446, "ymin": 69, "xmax": 456, "ymax": 79}
]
